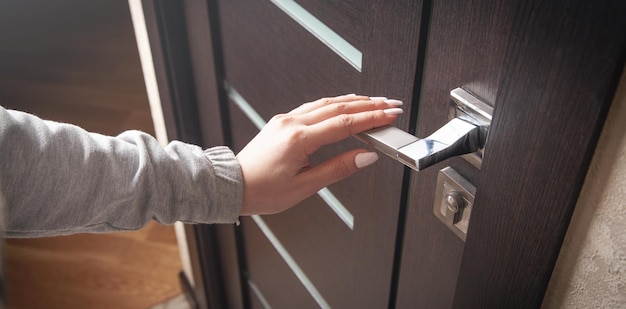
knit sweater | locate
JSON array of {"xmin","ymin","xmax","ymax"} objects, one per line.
[{"xmin": 0, "ymin": 106, "xmax": 244, "ymax": 303}]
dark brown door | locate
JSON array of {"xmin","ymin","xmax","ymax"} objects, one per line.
[
  {"xmin": 215, "ymin": 1, "xmax": 423, "ymax": 308},
  {"xmin": 143, "ymin": 0, "xmax": 625, "ymax": 308},
  {"xmin": 396, "ymin": 1, "xmax": 625, "ymax": 307}
]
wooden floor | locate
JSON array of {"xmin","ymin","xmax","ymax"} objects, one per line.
[{"xmin": 0, "ymin": 1, "xmax": 183, "ymax": 308}]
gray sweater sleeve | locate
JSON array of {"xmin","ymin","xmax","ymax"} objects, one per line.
[{"xmin": 0, "ymin": 106, "xmax": 243, "ymax": 237}]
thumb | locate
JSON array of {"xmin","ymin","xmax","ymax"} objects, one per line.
[{"xmin": 298, "ymin": 150, "xmax": 379, "ymax": 194}]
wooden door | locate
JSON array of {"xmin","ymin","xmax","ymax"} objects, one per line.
[
  {"xmin": 214, "ymin": 1, "xmax": 424, "ymax": 308},
  {"xmin": 142, "ymin": 0, "xmax": 625, "ymax": 308},
  {"xmin": 396, "ymin": 1, "xmax": 625, "ymax": 308}
]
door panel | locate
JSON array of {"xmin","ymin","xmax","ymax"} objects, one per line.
[
  {"xmin": 294, "ymin": 0, "xmax": 364, "ymax": 49},
  {"xmin": 241, "ymin": 217, "xmax": 320, "ymax": 308},
  {"xmin": 454, "ymin": 1, "xmax": 626, "ymax": 307},
  {"xmin": 352, "ymin": 3, "xmax": 424, "ymax": 308},
  {"xmin": 219, "ymin": 0, "xmax": 360, "ymax": 111},
  {"xmin": 397, "ymin": 1, "xmax": 520, "ymax": 307},
  {"xmin": 229, "ymin": 95, "xmax": 359, "ymax": 308},
  {"xmin": 218, "ymin": 0, "xmax": 424, "ymax": 308},
  {"xmin": 398, "ymin": 0, "xmax": 626, "ymax": 308}
]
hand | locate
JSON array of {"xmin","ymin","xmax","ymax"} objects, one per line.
[{"xmin": 236, "ymin": 94, "xmax": 403, "ymax": 215}]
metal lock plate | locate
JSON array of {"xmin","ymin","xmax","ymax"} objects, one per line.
[
  {"xmin": 433, "ymin": 167, "xmax": 476, "ymax": 241},
  {"xmin": 449, "ymin": 88, "xmax": 493, "ymax": 170}
]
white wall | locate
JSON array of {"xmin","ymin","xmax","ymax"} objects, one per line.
[{"xmin": 542, "ymin": 67, "xmax": 626, "ymax": 307}]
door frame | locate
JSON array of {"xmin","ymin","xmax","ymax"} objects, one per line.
[{"xmin": 141, "ymin": 0, "xmax": 242, "ymax": 308}]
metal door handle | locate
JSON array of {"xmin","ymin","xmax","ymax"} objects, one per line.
[{"xmin": 356, "ymin": 88, "xmax": 493, "ymax": 171}]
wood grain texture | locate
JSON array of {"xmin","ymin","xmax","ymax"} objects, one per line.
[
  {"xmin": 396, "ymin": 0, "xmax": 626, "ymax": 307},
  {"xmin": 218, "ymin": 0, "xmax": 360, "ymax": 118},
  {"xmin": 215, "ymin": 0, "xmax": 426, "ymax": 307},
  {"xmin": 454, "ymin": 1, "xmax": 626, "ymax": 307},
  {"xmin": 397, "ymin": 0, "xmax": 519, "ymax": 307},
  {"xmin": 137, "ymin": 0, "xmax": 626, "ymax": 307},
  {"xmin": 0, "ymin": 1, "xmax": 182, "ymax": 308},
  {"xmin": 217, "ymin": 1, "xmax": 362, "ymax": 307},
  {"xmin": 356, "ymin": 1, "xmax": 425, "ymax": 308},
  {"xmin": 227, "ymin": 77, "xmax": 361, "ymax": 308},
  {"xmin": 295, "ymin": 0, "xmax": 365, "ymax": 49},
  {"xmin": 241, "ymin": 217, "xmax": 319, "ymax": 309},
  {"xmin": 6, "ymin": 223, "xmax": 182, "ymax": 309},
  {"xmin": 216, "ymin": 0, "xmax": 426, "ymax": 307}
]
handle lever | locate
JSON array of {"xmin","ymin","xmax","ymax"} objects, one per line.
[{"xmin": 355, "ymin": 88, "xmax": 492, "ymax": 171}]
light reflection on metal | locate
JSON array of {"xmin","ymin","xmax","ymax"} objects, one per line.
[{"xmin": 356, "ymin": 88, "xmax": 492, "ymax": 171}]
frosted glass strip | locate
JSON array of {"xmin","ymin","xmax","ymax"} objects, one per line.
[
  {"xmin": 252, "ymin": 215, "xmax": 331, "ymax": 309},
  {"xmin": 269, "ymin": 0, "xmax": 362, "ymax": 71},
  {"xmin": 247, "ymin": 279, "xmax": 272, "ymax": 309},
  {"xmin": 225, "ymin": 83, "xmax": 355, "ymax": 230},
  {"xmin": 226, "ymin": 83, "xmax": 266, "ymax": 131},
  {"xmin": 317, "ymin": 188, "xmax": 354, "ymax": 229}
]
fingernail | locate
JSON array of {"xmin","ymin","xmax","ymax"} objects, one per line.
[
  {"xmin": 344, "ymin": 93, "xmax": 356, "ymax": 96},
  {"xmin": 370, "ymin": 96, "xmax": 388, "ymax": 101},
  {"xmin": 383, "ymin": 108, "xmax": 404, "ymax": 115},
  {"xmin": 355, "ymin": 152, "xmax": 379, "ymax": 169},
  {"xmin": 384, "ymin": 99, "xmax": 403, "ymax": 106}
]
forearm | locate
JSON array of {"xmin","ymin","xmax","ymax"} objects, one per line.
[{"xmin": 0, "ymin": 107, "xmax": 243, "ymax": 237}]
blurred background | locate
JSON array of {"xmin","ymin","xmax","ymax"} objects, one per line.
[{"xmin": 0, "ymin": 1, "xmax": 184, "ymax": 307}]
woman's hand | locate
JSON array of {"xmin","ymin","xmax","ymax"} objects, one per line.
[{"xmin": 236, "ymin": 94, "xmax": 403, "ymax": 215}]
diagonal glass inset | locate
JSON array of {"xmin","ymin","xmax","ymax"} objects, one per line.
[
  {"xmin": 247, "ymin": 278, "xmax": 272, "ymax": 309},
  {"xmin": 252, "ymin": 215, "xmax": 331, "ymax": 309},
  {"xmin": 269, "ymin": 0, "xmax": 362, "ymax": 71}
]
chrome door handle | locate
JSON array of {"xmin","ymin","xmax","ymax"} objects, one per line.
[{"xmin": 356, "ymin": 88, "xmax": 493, "ymax": 171}]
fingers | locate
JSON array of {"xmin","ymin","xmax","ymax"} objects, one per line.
[
  {"xmin": 297, "ymin": 97, "xmax": 403, "ymax": 125},
  {"xmin": 289, "ymin": 95, "xmax": 403, "ymax": 120},
  {"xmin": 236, "ymin": 94, "xmax": 401, "ymax": 215},
  {"xmin": 296, "ymin": 149, "xmax": 379, "ymax": 197},
  {"xmin": 287, "ymin": 94, "xmax": 368, "ymax": 115},
  {"xmin": 303, "ymin": 108, "xmax": 402, "ymax": 153}
]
